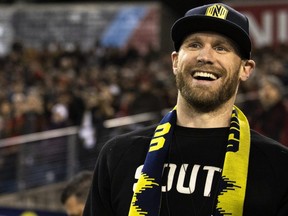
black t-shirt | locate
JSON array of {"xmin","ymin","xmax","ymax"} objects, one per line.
[
  {"xmin": 83, "ymin": 124, "xmax": 288, "ymax": 216},
  {"xmin": 160, "ymin": 126, "xmax": 229, "ymax": 215}
]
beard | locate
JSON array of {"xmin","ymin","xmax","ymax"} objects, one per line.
[{"xmin": 175, "ymin": 66, "xmax": 240, "ymax": 113}]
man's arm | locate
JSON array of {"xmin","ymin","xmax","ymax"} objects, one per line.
[{"xmin": 83, "ymin": 146, "xmax": 114, "ymax": 216}]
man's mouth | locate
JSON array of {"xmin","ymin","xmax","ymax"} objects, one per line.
[{"xmin": 192, "ymin": 71, "xmax": 220, "ymax": 81}]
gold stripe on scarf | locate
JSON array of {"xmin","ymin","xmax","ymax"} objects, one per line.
[{"xmin": 216, "ymin": 106, "xmax": 250, "ymax": 215}]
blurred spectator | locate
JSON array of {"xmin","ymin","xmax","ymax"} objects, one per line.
[
  {"xmin": 0, "ymin": 99, "xmax": 14, "ymax": 138},
  {"xmin": 130, "ymin": 80, "xmax": 164, "ymax": 115},
  {"xmin": 246, "ymin": 75, "xmax": 288, "ymax": 147},
  {"xmin": 49, "ymin": 103, "xmax": 70, "ymax": 129},
  {"xmin": 22, "ymin": 89, "xmax": 46, "ymax": 134},
  {"xmin": 10, "ymin": 92, "xmax": 26, "ymax": 137},
  {"xmin": 116, "ymin": 91, "xmax": 136, "ymax": 117},
  {"xmin": 60, "ymin": 171, "xmax": 93, "ymax": 216},
  {"xmin": 78, "ymin": 87, "xmax": 115, "ymax": 170}
]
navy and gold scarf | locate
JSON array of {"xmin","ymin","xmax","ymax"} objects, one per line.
[{"xmin": 129, "ymin": 105, "xmax": 250, "ymax": 216}]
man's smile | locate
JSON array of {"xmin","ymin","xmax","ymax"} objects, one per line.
[{"xmin": 192, "ymin": 71, "xmax": 219, "ymax": 81}]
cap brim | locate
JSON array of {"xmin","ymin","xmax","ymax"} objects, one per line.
[{"xmin": 171, "ymin": 16, "xmax": 251, "ymax": 59}]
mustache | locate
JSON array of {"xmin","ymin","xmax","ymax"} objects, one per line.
[
  {"xmin": 190, "ymin": 65, "xmax": 225, "ymax": 77},
  {"xmin": 192, "ymin": 62, "xmax": 223, "ymax": 71}
]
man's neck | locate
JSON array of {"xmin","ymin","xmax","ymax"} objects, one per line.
[{"xmin": 175, "ymin": 98, "xmax": 234, "ymax": 128}]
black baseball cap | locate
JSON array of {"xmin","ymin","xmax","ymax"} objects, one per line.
[{"xmin": 171, "ymin": 3, "xmax": 251, "ymax": 59}]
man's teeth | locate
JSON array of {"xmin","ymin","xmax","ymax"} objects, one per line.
[{"xmin": 193, "ymin": 72, "xmax": 217, "ymax": 80}]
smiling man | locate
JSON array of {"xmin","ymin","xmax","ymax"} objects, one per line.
[
  {"xmin": 83, "ymin": 3, "xmax": 288, "ymax": 216},
  {"xmin": 172, "ymin": 32, "xmax": 250, "ymax": 115}
]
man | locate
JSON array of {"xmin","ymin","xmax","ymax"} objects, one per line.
[
  {"xmin": 248, "ymin": 75, "xmax": 288, "ymax": 146},
  {"xmin": 61, "ymin": 171, "xmax": 93, "ymax": 216},
  {"xmin": 83, "ymin": 3, "xmax": 288, "ymax": 216}
]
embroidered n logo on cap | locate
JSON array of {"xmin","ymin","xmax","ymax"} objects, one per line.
[{"xmin": 205, "ymin": 4, "xmax": 228, "ymax": 20}]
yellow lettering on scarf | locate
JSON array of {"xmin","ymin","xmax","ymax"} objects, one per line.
[
  {"xmin": 149, "ymin": 122, "xmax": 171, "ymax": 152},
  {"xmin": 129, "ymin": 172, "xmax": 159, "ymax": 216}
]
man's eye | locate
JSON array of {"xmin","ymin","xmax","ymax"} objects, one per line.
[
  {"xmin": 215, "ymin": 46, "xmax": 226, "ymax": 51},
  {"xmin": 188, "ymin": 43, "xmax": 201, "ymax": 48}
]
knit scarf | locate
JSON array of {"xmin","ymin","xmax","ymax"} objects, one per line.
[{"xmin": 128, "ymin": 105, "xmax": 250, "ymax": 216}]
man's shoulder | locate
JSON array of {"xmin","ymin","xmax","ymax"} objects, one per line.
[
  {"xmin": 251, "ymin": 129, "xmax": 288, "ymax": 149},
  {"xmin": 100, "ymin": 124, "xmax": 157, "ymax": 156},
  {"xmin": 116, "ymin": 124, "xmax": 157, "ymax": 140},
  {"xmin": 251, "ymin": 129, "xmax": 288, "ymax": 162}
]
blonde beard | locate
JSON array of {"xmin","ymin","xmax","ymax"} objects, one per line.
[{"xmin": 175, "ymin": 71, "xmax": 240, "ymax": 113}]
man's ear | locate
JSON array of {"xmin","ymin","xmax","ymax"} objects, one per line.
[
  {"xmin": 240, "ymin": 59, "xmax": 256, "ymax": 81},
  {"xmin": 171, "ymin": 51, "xmax": 178, "ymax": 75}
]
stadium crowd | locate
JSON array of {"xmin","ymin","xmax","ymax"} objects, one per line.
[
  {"xmin": 0, "ymin": 41, "xmax": 175, "ymax": 138},
  {"xmin": 0, "ymin": 41, "xmax": 287, "ymax": 145}
]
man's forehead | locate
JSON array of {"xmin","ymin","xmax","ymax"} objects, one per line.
[
  {"xmin": 183, "ymin": 32, "xmax": 238, "ymax": 46},
  {"xmin": 180, "ymin": 32, "xmax": 242, "ymax": 57}
]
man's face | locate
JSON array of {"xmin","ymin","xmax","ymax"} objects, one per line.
[
  {"xmin": 259, "ymin": 81, "xmax": 281, "ymax": 108},
  {"xmin": 64, "ymin": 195, "xmax": 85, "ymax": 216},
  {"xmin": 171, "ymin": 32, "xmax": 246, "ymax": 112}
]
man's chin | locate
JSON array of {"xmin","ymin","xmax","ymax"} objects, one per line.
[{"xmin": 185, "ymin": 97, "xmax": 223, "ymax": 113}]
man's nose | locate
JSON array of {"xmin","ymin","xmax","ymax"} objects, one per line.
[{"xmin": 196, "ymin": 46, "xmax": 214, "ymax": 64}]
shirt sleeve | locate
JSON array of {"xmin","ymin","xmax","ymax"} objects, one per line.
[{"xmin": 83, "ymin": 142, "xmax": 115, "ymax": 216}]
